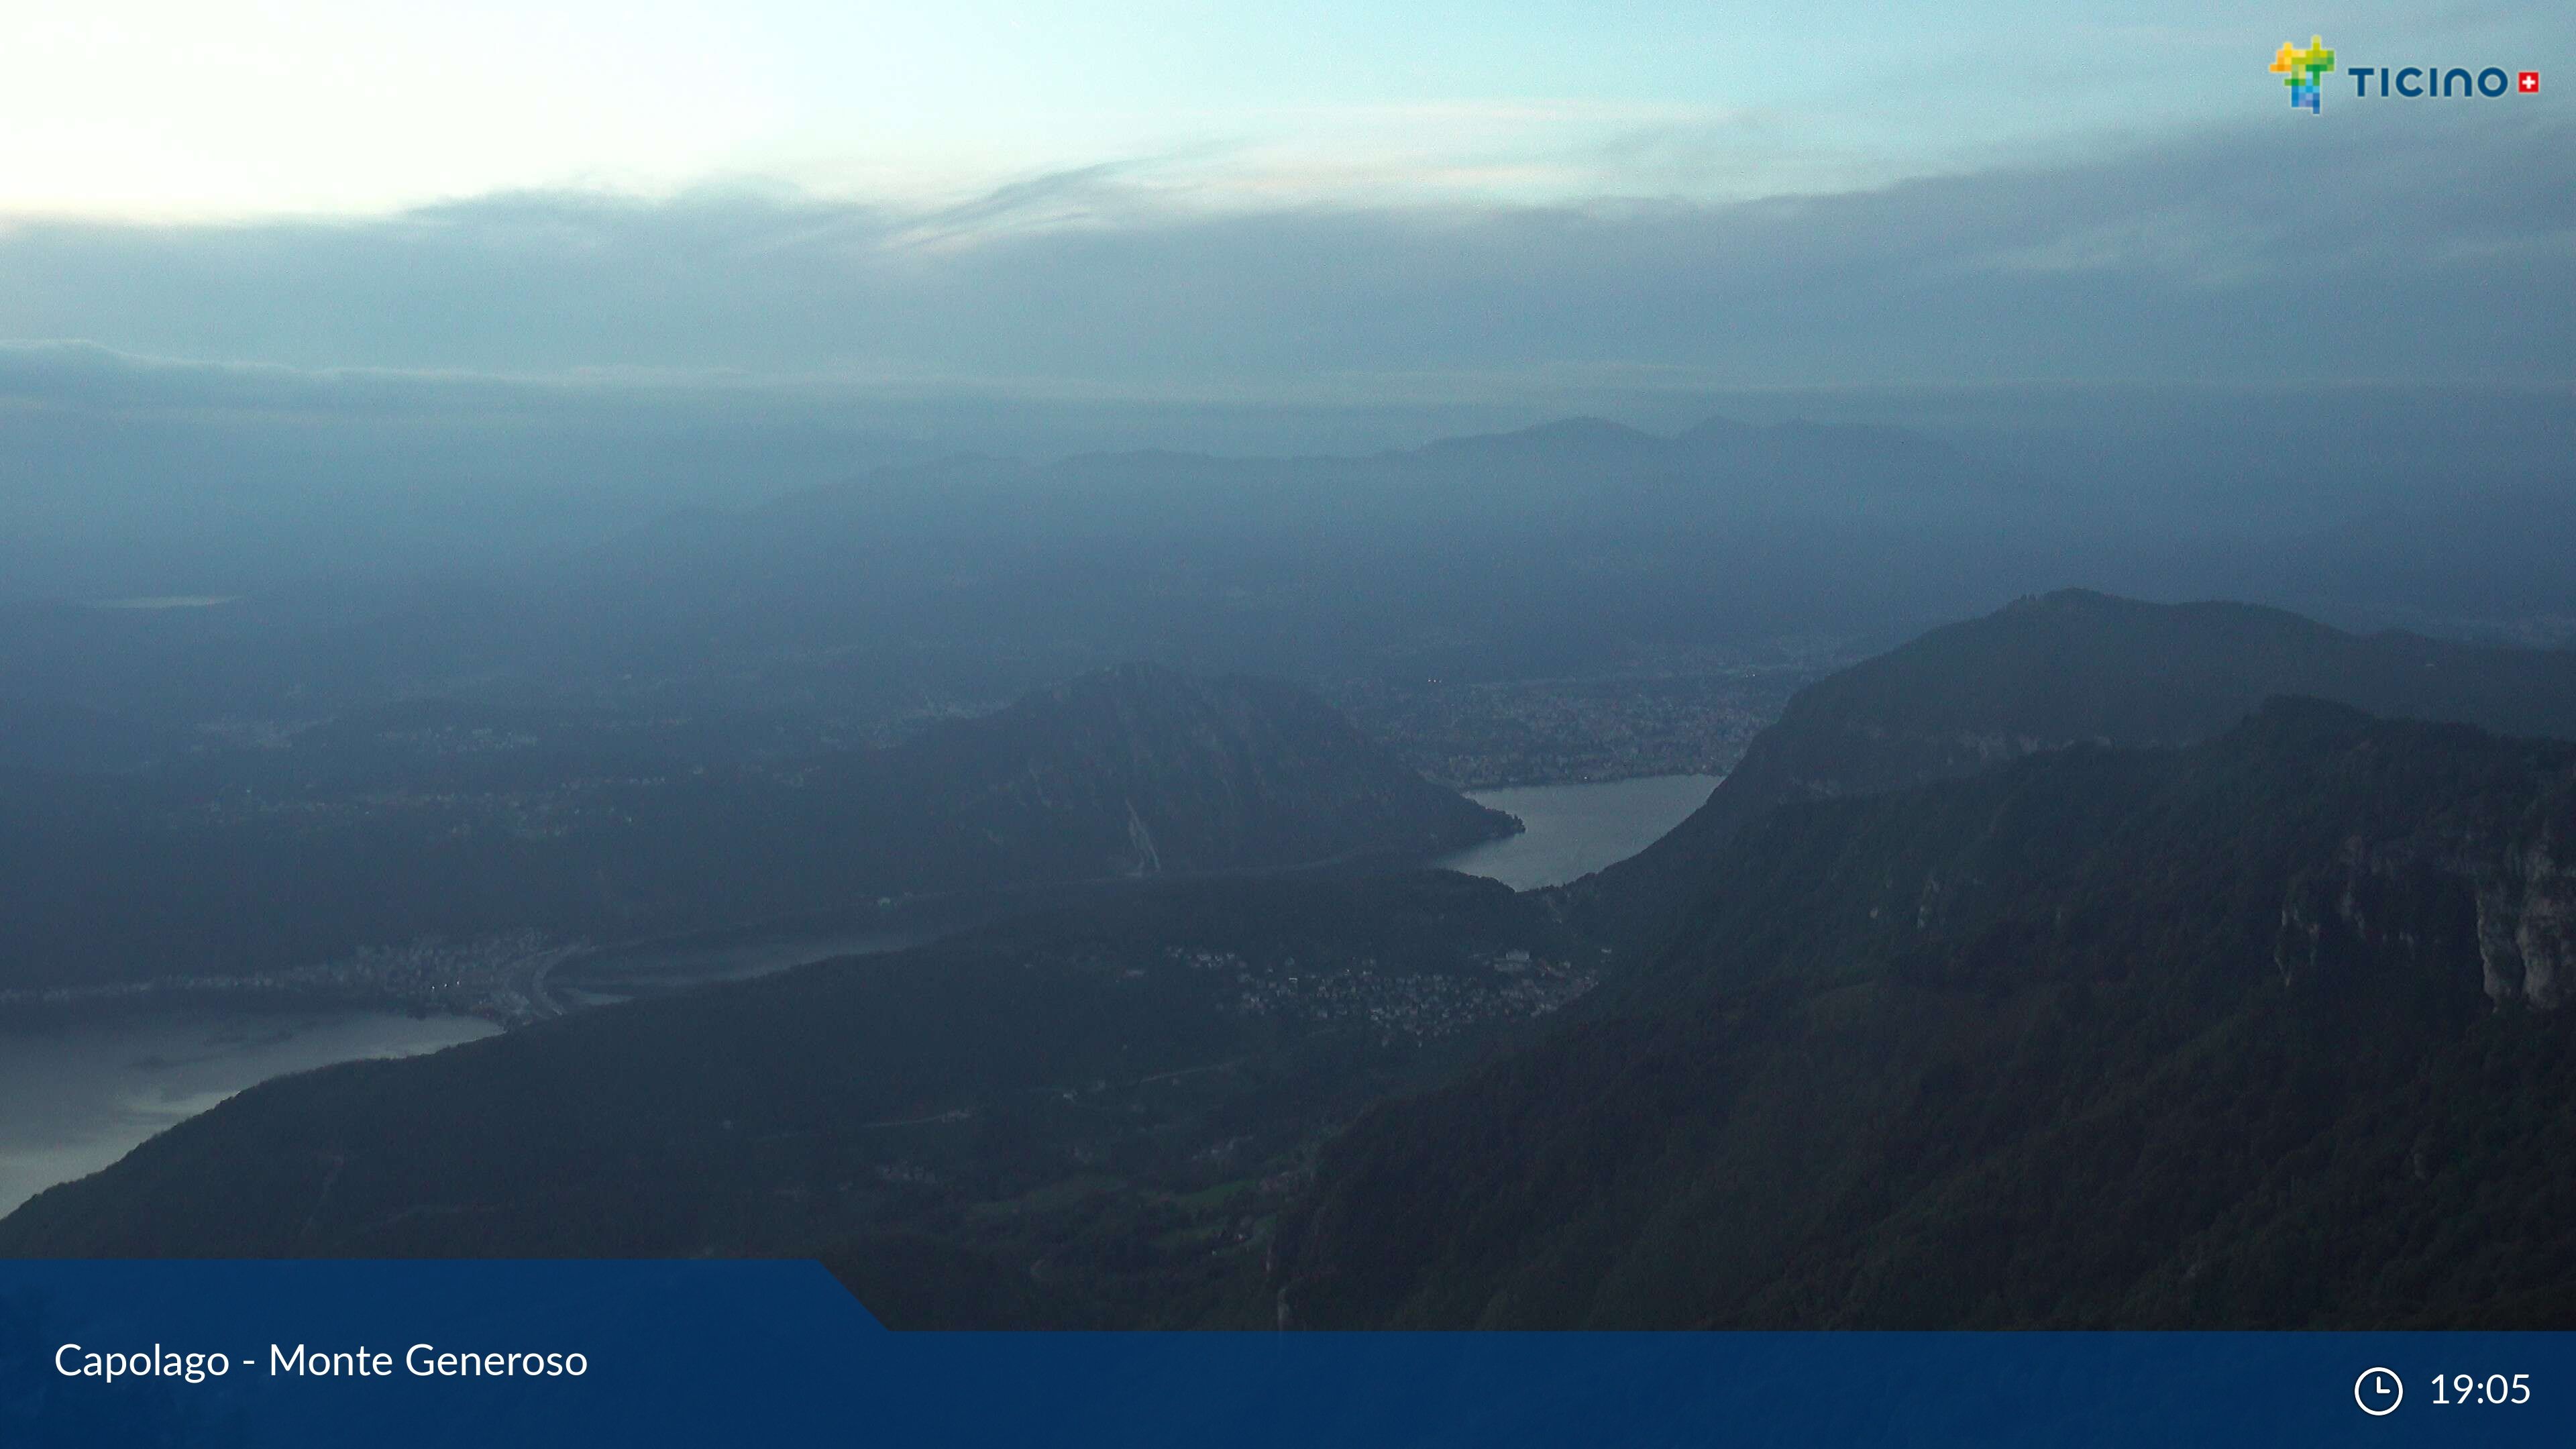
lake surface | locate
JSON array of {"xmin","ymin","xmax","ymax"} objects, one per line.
[
  {"xmin": 0, "ymin": 1010, "xmax": 496, "ymax": 1217},
  {"xmin": 1431, "ymin": 773, "xmax": 1719, "ymax": 891},
  {"xmin": 0, "ymin": 788, "xmax": 1711, "ymax": 1219}
]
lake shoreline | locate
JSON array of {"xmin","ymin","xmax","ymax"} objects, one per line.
[
  {"xmin": 0, "ymin": 1007, "xmax": 498, "ymax": 1218},
  {"xmin": 0, "ymin": 773, "xmax": 1716, "ymax": 1218},
  {"xmin": 1430, "ymin": 773, "xmax": 1720, "ymax": 893}
]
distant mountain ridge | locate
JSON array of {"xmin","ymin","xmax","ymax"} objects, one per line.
[
  {"xmin": 2, "ymin": 411, "xmax": 2030, "ymax": 737},
  {"xmin": 1562, "ymin": 589, "xmax": 2576, "ymax": 958},
  {"xmin": 749, "ymin": 413, "xmax": 2025, "ymax": 538},
  {"xmin": 15, "ymin": 413, "xmax": 2567, "ymax": 744}
]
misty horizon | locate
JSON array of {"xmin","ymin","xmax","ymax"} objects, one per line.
[{"xmin": 7, "ymin": 1, "xmax": 2576, "ymax": 1403}]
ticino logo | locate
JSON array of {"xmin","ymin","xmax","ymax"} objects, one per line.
[{"xmin": 2269, "ymin": 35, "xmax": 2538, "ymax": 113}]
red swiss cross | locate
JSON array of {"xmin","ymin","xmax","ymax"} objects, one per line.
[{"xmin": 2520, "ymin": 71, "xmax": 2541, "ymax": 93}]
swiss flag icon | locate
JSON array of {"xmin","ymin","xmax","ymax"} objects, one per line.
[{"xmin": 2520, "ymin": 71, "xmax": 2540, "ymax": 93}]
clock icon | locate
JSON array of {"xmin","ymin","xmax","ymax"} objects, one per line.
[{"xmin": 2356, "ymin": 1367, "xmax": 2404, "ymax": 1416}]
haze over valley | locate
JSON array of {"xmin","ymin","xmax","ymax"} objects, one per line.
[{"xmin": 2, "ymin": 0, "xmax": 2571, "ymax": 1341}]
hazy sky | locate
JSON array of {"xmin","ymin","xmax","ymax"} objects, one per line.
[
  {"xmin": 0, "ymin": 3, "xmax": 2568, "ymax": 400},
  {"xmin": 3, "ymin": 2, "xmax": 2561, "ymax": 216}
]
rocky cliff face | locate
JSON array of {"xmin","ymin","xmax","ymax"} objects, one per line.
[
  {"xmin": 2477, "ymin": 837, "xmax": 2576, "ymax": 1008},
  {"xmin": 1271, "ymin": 706, "xmax": 2576, "ymax": 1330},
  {"xmin": 2267, "ymin": 781, "xmax": 2576, "ymax": 1009}
]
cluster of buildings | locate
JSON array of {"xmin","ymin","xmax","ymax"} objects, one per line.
[
  {"xmin": 0, "ymin": 930, "xmax": 577, "ymax": 1026},
  {"xmin": 1329, "ymin": 664, "xmax": 1827, "ymax": 788},
  {"xmin": 1169, "ymin": 945, "xmax": 1597, "ymax": 1042}
]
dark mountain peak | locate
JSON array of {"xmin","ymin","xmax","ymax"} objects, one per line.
[
  {"xmin": 2192, "ymin": 694, "xmax": 2454, "ymax": 778},
  {"xmin": 1562, "ymin": 591, "xmax": 2576, "ymax": 959},
  {"xmin": 1766, "ymin": 591, "xmax": 2350, "ymax": 749},
  {"xmin": 883, "ymin": 663, "xmax": 1516, "ymax": 883}
]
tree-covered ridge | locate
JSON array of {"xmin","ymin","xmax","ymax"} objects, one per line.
[
  {"xmin": 1562, "ymin": 588, "xmax": 2576, "ymax": 960},
  {"xmin": 17, "ymin": 593, "xmax": 2576, "ymax": 1333},
  {"xmin": 1275, "ymin": 700, "xmax": 2576, "ymax": 1328},
  {"xmin": 0, "ymin": 663, "xmax": 1513, "ymax": 991},
  {"xmin": 0, "ymin": 871, "xmax": 1589, "ymax": 1327}
]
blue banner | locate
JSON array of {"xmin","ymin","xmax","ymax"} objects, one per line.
[{"xmin": 3, "ymin": 1260, "xmax": 2568, "ymax": 1446}]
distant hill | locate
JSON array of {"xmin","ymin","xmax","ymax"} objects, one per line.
[
  {"xmin": 816, "ymin": 662, "xmax": 1519, "ymax": 886},
  {"xmin": 0, "ymin": 664, "xmax": 1513, "ymax": 989},
  {"xmin": 0, "ymin": 413, "xmax": 2057, "ymax": 732},
  {"xmin": 9, "ymin": 411, "xmax": 2572, "ymax": 746},
  {"xmin": 1562, "ymin": 590, "xmax": 2576, "ymax": 958},
  {"xmin": 1274, "ymin": 700, "xmax": 2576, "ymax": 1328}
]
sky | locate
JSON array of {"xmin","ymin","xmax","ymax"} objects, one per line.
[
  {"xmin": 0, "ymin": 3, "xmax": 2569, "ymax": 414},
  {"xmin": 2, "ymin": 2, "xmax": 2560, "ymax": 216}
]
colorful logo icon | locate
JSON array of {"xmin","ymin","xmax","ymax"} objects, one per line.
[
  {"xmin": 2520, "ymin": 71, "xmax": 2542, "ymax": 94},
  {"xmin": 2271, "ymin": 35, "xmax": 2337, "ymax": 112}
]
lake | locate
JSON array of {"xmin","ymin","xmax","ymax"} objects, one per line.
[
  {"xmin": 0, "ymin": 913, "xmax": 980, "ymax": 1218},
  {"xmin": 0, "ymin": 780, "xmax": 1713, "ymax": 1220},
  {"xmin": 1431, "ymin": 773, "xmax": 1719, "ymax": 890},
  {"xmin": 0, "ymin": 1009, "xmax": 496, "ymax": 1218}
]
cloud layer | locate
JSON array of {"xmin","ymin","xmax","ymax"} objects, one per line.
[{"xmin": 2, "ymin": 111, "xmax": 2567, "ymax": 394}]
